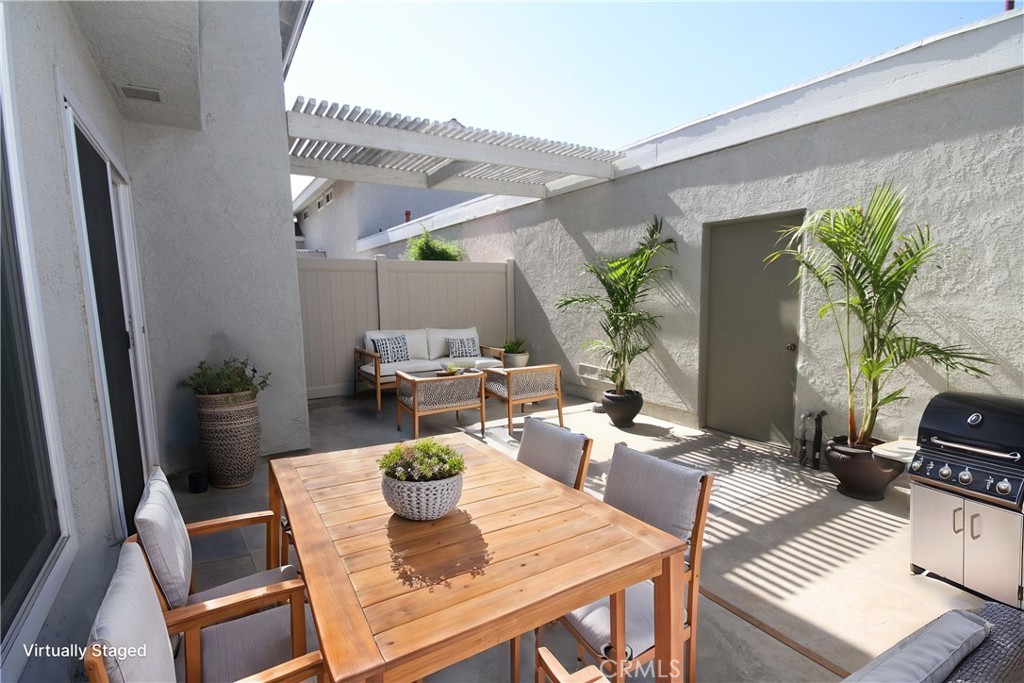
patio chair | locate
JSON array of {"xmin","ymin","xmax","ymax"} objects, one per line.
[
  {"xmin": 537, "ymin": 647, "xmax": 609, "ymax": 683},
  {"xmin": 539, "ymin": 443, "xmax": 713, "ymax": 682},
  {"xmin": 484, "ymin": 364, "xmax": 564, "ymax": 437},
  {"xmin": 517, "ymin": 417, "xmax": 593, "ymax": 491},
  {"xmin": 84, "ymin": 542, "xmax": 321, "ymax": 683},
  {"xmin": 134, "ymin": 467, "xmax": 298, "ymax": 611}
]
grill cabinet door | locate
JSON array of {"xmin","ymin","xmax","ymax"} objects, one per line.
[
  {"xmin": 963, "ymin": 499, "xmax": 1023, "ymax": 606},
  {"xmin": 911, "ymin": 483, "xmax": 964, "ymax": 583}
]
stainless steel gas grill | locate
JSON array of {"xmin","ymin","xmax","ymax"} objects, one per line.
[{"xmin": 910, "ymin": 392, "xmax": 1024, "ymax": 608}]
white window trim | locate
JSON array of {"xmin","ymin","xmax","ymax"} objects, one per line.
[
  {"xmin": 59, "ymin": 77, "xmax": 158, "ymax": 540},
  {"xmin": 0, "ymin": 6, "xmax": 80, "ymax": 679}
]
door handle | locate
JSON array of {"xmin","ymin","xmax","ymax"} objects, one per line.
[
  {"xmin": 952, "ymin": 507, "xmax": 964, "ymax": 534},
  {"xmin": 969, "ymin": 513, "xmax": 981, "ymax": 540}
]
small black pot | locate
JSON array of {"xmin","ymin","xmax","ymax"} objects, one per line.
[
  {"xmin": 189, "ymin": 471, "xmax": 209, "ymax": 494},
  {"xmin": 602, "ymin": 390, "xmax": 643, "ymax": 428},
  {"xmin": 824, "ymin": 436, "xmax": 904, "ymax": 501}
]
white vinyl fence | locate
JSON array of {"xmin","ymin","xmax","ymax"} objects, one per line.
[{"xmin": 298, "ymin": 255, "xmax": 515, "ymax": 398}]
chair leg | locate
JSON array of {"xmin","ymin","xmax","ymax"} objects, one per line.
[
  {"xmin": 413, "ymin": 415, "xmax": 419, "ymax": 440},
  {"xmin": 397, "ymin": 404, "xmax": 402, "ymax": 432},
  {"xmin": 510, "ymin": 635, "xmax": 521, "ymax": 683},
  {"xmin": 556, "ymin": 393, "xmax": 564, "ymax": 428},
  {"xmin": 376, "ymin": 382, "xmax": 382, "ymax": 413},
  {"xmin": 507, "ymin": 400, "xmax": 514, "ymax": 437}
]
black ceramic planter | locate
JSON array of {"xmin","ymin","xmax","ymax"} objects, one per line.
[
  {"xmin": 602, "ymin": 390, "xmax": 643, "ymax": 428},
  {"xmin": 824, "ymin": 436, "xmax": 904, "ymax": 501}
]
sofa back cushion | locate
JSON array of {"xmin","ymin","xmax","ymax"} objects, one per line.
[
  {"xmin": 427, "ymin": 327, "xmax": 479, "ymax": 360},
  {"xmin": 366, "ymin": 329, "xmax": 428, "ymax": 360}
]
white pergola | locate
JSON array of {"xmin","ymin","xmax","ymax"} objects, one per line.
[{"xmin": 287, "ymin": 97, "xmax": 623, "ymax": 199}]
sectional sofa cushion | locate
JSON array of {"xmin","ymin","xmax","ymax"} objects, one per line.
[
  {"xmin": 437, "ymin": 356, "xmax": 503, "ymax": 370},
  {"xmin": 365, "ymin": 329, "xmax": 428, "ymax": 360},
  {"xmin": 360, "ymin": 359, "xmax": 444, "ymax": 381},
  {"xmin": 426, "ymin": 327, "xmax": 479, "ymax": 360}
]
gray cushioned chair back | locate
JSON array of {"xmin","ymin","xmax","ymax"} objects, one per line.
[
  {"xmin": 604, "ymin": 443, "xmax": 705, "ymax": 541},
  {"xmin": 135, "ymin": 467, "xmax": 193, "ymax": 609},
  {"xmin": 517, "ymin": 418, "xmax": 587, "ymax": 488},
  {"xmin": 89, "ymin": 543, "xmax": 176, "ymax": 683}
]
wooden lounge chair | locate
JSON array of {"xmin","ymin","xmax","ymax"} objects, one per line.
[
  {"xmin": 484, "ymin": 364, "xmax": 564, "ymax": 436},
  {"xmin": 538, "ymin": 443, "xmax": 713, "ymax": 682}
]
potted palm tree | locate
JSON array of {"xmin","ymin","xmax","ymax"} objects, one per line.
[
  {"xmin": 768, "ymin": 183, "xmax": 990, "ymax": 500},
  {"xmin": 557, "ymin": 216, "xmax": 677, "ymax": 427}
]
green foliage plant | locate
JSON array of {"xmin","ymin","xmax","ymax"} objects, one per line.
[
  {"xmin": 444, "ymin": 363, "xmax": 459, "ymax": 374},
  {"xmin": 178, "ymin": 357, "xmax": 271, "ymax": 397},
  {"xmin": 503, "ymin": 338, "xmax": 527, "ymax": 354},
  {"xmin": 556, "ymin": 216, "xmax": 677, "ymax": 395},
  {"xmin": 378, "ymin": 438, "xmax": 466, "ymax": 482},
  {"xmin": 766, "ymin": 182, "xmax": 991, "ymax": 445},
  {"xmin": 405, "ymin": 228, "xmax": 466, "ymax": 261}
]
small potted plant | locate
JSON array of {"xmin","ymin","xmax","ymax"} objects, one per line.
[
  {"xmin": 378, "ymin": 438, "xmax": 466, "ymax": 520},
  {"xmin": 502, "ymin": 338, "xmax": 530, "ymax": 368},
  {"xmin": 178, "ymin": 357, "xmax": 270, "ymax": 488},
  {"xmin": 557, "ymin": 216, "xmax": 677, "ymax": 427}
]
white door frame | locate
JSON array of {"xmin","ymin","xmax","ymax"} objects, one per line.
[{"xmin": 59, "ymin": 78, "xmax": 157, "ymax": 539}]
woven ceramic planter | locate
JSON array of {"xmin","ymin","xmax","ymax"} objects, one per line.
[
  {"xmin": 381, "ymin": 474, "xmax": 463, "ymax": 521},
  {"xmin": 195, "ymin": 390, "xmax": 261, "ymax": 489}
]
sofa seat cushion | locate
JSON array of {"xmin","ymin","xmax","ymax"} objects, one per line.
[
  {"xmin": 426, "ymin": 327, "xmax": 479, "ymax": 359},
  {"xmin": 437, "ymin": 356, "xmax": 503, "ymax": 370},
  {"xmin": 844, "ymin": 609, "xmax": 992, "ymax": 683},
  {"xmin": 360, "ymin": 359, "xmax": 442, "ymax": 381},
  {"xmin": 365, "ymin": 329, "xmax": 428, "ymax": 360}
]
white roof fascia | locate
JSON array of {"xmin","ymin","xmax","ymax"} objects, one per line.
[
  {"xmin": 292, "ymin": 177, "xmax": 333, "ymax": 213},
  {"xmin": 360, "ymin": 9, "xmax": 1023, "ymax": 250}
]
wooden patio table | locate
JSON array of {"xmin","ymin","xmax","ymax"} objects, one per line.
[{"xmin": 269, "ymin": 432, "xmax": 687, "ymax": 683}]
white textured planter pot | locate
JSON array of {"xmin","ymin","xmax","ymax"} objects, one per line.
[
  {"xmin": 504, "ymin": 352, "xmax": 530, "ymax": 368},
  {"xmin": 381, "ymin": 473, "xmax": 463, "ymax": 521}
]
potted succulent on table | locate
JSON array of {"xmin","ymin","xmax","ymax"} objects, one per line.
[
  {"xmin": 378, "ymin": 438, "xmax": 466, "ymax": 520},
  {"xmin": 178, "ymin": 357, "xmax": 271, "ymax": 488},
  {"xmin": 557, "ymin": 216, "xmax": 677, "ymax": 427},
  {"xmin": 767, "ymin": 183, "xmax": 991, "ymax": 500},
  {"xmin": 502, "ymin": 338, "xmax": 530, "ymax": 368}
]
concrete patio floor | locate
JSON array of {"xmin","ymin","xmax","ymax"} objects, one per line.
[{"xmin": 171, "ymin": 392, "xmax": 984, "ymax": 682}]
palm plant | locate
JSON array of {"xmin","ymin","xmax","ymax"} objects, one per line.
[
  {"xmin": 767, "ymin": 182, "xmax": 990, "ymax": 445},
  {"xmin": 557, "ymin": 216, "xmax": 677, "ymax": 395}
]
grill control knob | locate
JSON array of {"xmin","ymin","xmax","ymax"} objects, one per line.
[
  {"xmin": 938, "ymin": 464, "xmax": 952, "ymax": 480},
  {"xmin": 958, "ymin": 469, "xmax": 972, "ymax": 485},
  {"xmin": 996, "ymin": 479, "xmax": 1012, "ymax": 495},
  {"xmin": 911, "ymin": 459, "xmax": 923, "ymax": 472}
]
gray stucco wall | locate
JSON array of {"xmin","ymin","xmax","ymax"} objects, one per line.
[
  {"xmin": 368, "ymin": 69, "xmax": 1024, "ymax": 442},
  {"xmin": 124, "ymin": 0, "xmax": 310, "ymax": 472},
  {"xmin": 7, "ymin": 3, "xmax": 124, "ymax": 680}
]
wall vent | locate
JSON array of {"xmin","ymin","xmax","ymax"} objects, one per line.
[
  {"xmin": 324, "ymin": 190, "xmax": 333, "ymax": 205},
  {"xmin": 114, "ymin": 83, "xmax": 163, "ymax": 103},
  {"xmin": 302, "ymin": 210, "xmax": 309, "ymax": 221}
]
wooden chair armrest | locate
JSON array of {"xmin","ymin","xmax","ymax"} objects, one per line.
[
  {"xmin": 482, "ymin": 366, "xmax": 508, "ymax": 377},
  {"xmin": 235, "ymin": 651, "xmax": 323, "ymax": 683},
  {"xmin": 354, "ymin": 346, "xmax": 380, "ymax": 362},
  {"xmin": 537, "ymin": 647, "xmax": 608, "ymax": 683},
  {"xmin": 185, "ymin": 510, "xmax": 274, "ymax": 537},
  {"xmin": 502, "ymin": 363, "xmax": 560, "ymax": 375},
  {"xmin": 164, "ymin": 578, "xmax": 305, "ymax": 633},
  {"xmin": 479, "ymin": 344, "xmax": 505, "ymax": 361}
]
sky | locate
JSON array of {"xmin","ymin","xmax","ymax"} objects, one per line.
[{"xmin": 285, "ymin": 1, "xmax": 1010, "ymax": 197}]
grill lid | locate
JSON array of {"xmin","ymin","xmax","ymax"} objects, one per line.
[{"xmin": 918, "ymin": 392, "xmax": 1024, "ymax": 460}]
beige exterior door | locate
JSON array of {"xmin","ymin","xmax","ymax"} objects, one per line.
[{"xmin": 704, "ymin": 213, "xmax": 801, "ymax": 445}]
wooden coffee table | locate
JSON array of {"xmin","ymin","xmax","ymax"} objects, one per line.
[{"xmin": 394, "ymin": 370, "xmax": 485, "ymax": 439}]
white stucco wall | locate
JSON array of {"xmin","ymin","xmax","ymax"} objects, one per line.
[
  {"xmin": 123, "ymin": 0, "xmax": 309, "ymax": 472},
  {"xmin": 368, "ymin": 68, "xmax": 1024, "ymax": 442},
  {"xmin": 6, "ymin": 3, "xmax": 124, "ymax": 680},
  {"xmin": 298, "ymin": 179, "xmax": 360, "ymax": 257}
]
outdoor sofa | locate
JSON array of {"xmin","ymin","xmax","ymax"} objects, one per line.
[{"xmin": 355, "ymin": 327, "xmax": 504, "ymax": 411}]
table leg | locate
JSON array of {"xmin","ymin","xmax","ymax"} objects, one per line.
[
  {"xmin": 653, "ymin": 552, "xmax": 684, "ymax": 682},
  {"xmin": 269, "ymin": 467, "xmax": 281, "ymax": 570}
]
